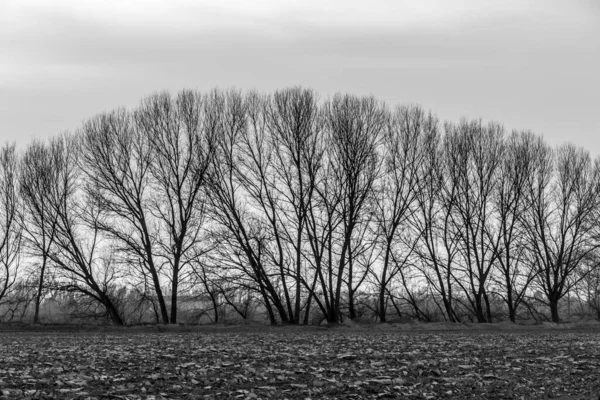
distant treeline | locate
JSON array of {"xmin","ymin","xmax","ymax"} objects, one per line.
[{"xmin": 1, "ymin": 87, "xmax": 600, "ymax": 325}]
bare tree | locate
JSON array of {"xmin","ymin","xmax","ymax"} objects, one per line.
[
  {"xmin": 11, "ymin": 87, "xmax": 600, "ymax": 326},
  {"xmin": 492, "ymin": 131, "xmax": 540, "ymax": 321},
  {"xmin": 0, "ymin": 144, "xmax": 22, "ymax": 306},
  {"xmin": 263, "ymin": 87, "xmax": 323, "ymax": 323},
  {"xmin": 442, "ymin": 119, "xmax": 504, "ymax": 323},
  {"xmin": 521, "ymin": 143, "xmax": 600, "ymax": 322},
  {"xmin": 20, "ymin": 140, "xmax": 60, "ymax": 323},
  {"xmin": 135, "ymin": 90, "xmax": 217, "ymax": 323},
  {"xmin": 303, "ymin": 142, "xmax": 343, "ymax": 323},
  {"xmin": 411, "ymin": 126, "xmax": 461, "ymax": 322},
  {"xmin": 373, "ymin": 105, "xmax": 434, "ymax": 322},
  {"xmin": 78, "ymin": 108, "xmax": 171, "ymax": 323},
  {"xmin": 42, "ymin": 136, "xmax": 124, "ymax": 324},
  {"xmin": 320, "ymin": 94, "xmax": 387, "ymax": 322},
  {"xmin": 206, "ymin": 89, "xmax": 292, "ymax": 324}
]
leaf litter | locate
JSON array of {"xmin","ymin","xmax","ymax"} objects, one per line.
[{"xmin": 0, "ymin": 329, "xmax": 599, "ymax": 399}]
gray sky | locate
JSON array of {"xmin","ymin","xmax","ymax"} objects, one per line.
[{"xmin": 2, "ymin": 0, "xmax": 599, "ymax": 153}]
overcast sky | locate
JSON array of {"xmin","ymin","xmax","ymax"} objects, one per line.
[{"xmin": 2, "ymin": 0, "xmax": 599, "ymax": 153}]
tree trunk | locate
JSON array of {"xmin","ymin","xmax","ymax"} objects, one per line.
[
  {"xmin": 378, "ymin": 245, "xmax": 391, "ymax": 323},
  {"xmin": 141, "ymin": 221, "xmax": 170, "ymax": 324},
  {"xmin": 170, "ymin": 263, "xmax": 179, "ymax": 324},
  {"xmin": 103, "ymin": 296, "xmax": 124, "ymax": 325},
  {"xmin": 475, "ymin": 294, "xmax": 486, "ymax": 323},
  {"xmin": 303, "ymin": 271, "xmax": 320, "ymax": 325},
  {"xmin": 443, "ymin": 299, "xmax": 458, "ymax": 323},
  {"xmin": 550, "ymin": 297, "xmax": 560, "ymax": 323},
  {"xmin": 154, "ymin": 280, "xmax": 170, "ymax": 324},
  {"xmin": 348, "ymin": 289, "xmax": 356, "ymax": 320},
  {"xmin": 437, "ymin": 272, "xmax": 458, "ymax": 323},
  {"xmin": 150, "ymin": 298, "xmax": 160, "ymax": 324},
  {"xmin": 508, "ymin": 303, "xmax": 516, "ymax": 323},
  {"xmin": 347, "ymin": 244, "xmax": 356, "ymax": 320},
  {"xmin": 326, "ymin": 303, "xmax": 339, "ymax": 324},
  {"xmin": 146, "ymin": 258, "xmax": 169, "ymax": 324},
  {"xmin": 33, "ymin": 256, "xmax": 47, "ymax": 324},
  {"xmin": 333, "ymin": 238, "xmax": 351, "ymax": 324},
  {"xmin": 484, "ymin": 290, "xmax": 492, "ymax": 323},
  {"xmin": 269, "ymin": 290, "xmax": 290, "ymax": 324},
  {"xmin": 257, "ymin": 283, "xmax": 277, "ymax": 325},
  {"xmin": 303, "ymin": 292, "xmax": 312, "ymax": 325},
  {"xmin": 210, "ymin": 292, "xmax": 219, "ymax": 323},
  {"xmin": 294, "ymin": 232, "xmax": 302, "ymax": 324},
  {"xmin": 507, "ymin": 287, "xmax": 516, "ymax": 322},
  {"xmin": 264, "ymin": 298, "xmax": 277, "ymax": 325}
]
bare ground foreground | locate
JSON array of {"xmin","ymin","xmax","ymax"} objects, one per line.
[{"xmin": 1, "ymin": 322, "xmax": 600, "ymax": 399}]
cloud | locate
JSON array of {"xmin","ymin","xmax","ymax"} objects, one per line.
[
  {"xmin": 0, "ymin": 0, "xmax": 598, "ymax": 151},
  {"xmin": 2, "ymin": 0, "xmax": 595, "ymax": 73}
]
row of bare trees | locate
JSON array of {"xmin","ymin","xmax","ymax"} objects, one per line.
[{"xmin": 2, "ymin": 87, "xmax": 600, "ymax": 324}]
